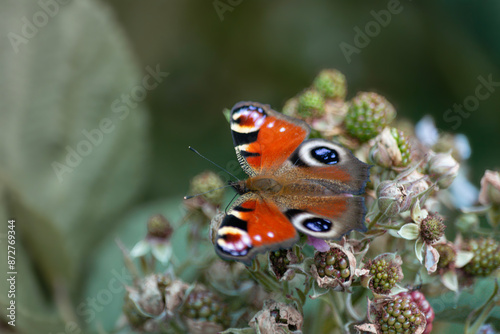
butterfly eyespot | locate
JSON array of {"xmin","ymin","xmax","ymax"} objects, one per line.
[
  {"xmin": 303, "ymin": 217, "xmax": 332, "ymax": 232},
  {"xmin": 311, "ymin": 146, "xmax": 339, "ymax": 165}
]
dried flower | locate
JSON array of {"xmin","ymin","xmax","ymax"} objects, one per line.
[
  {"xmin": 419, "ymin": 213, "xmax": 445, "ymax": 245},
  {"xmin": 249, "ymin": 300, "xmax": 303, "ymax": 334}
]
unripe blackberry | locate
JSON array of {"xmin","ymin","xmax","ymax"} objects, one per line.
[
  {"xmin": 390, "ymin": 128, "xmax": 411, "ymax": 167},
  {"xmin": 419, "ymin": 213, "xmax": 445, "ymax": 245},
  {"xmin": 434, "ymin": 242, "xmax": 456, "ymax": 271},
  {"xmin": 313, "ymin": 69, "xmax": 347, "ymax": 100},
  {"xmin": 297, "ymin": 89, "xmax": 325, "ymax": 118},
  {"xmin": 189, "ymin": 171, "xmax": 225, "ymax": 205},
  {"xmin": 314, "ymin": 248, "xmax": 350, "ymax": 281},
  {"xmin": 376, "ymin": 295, "xmax": 425, "ymax": 334},
  {"xmin": 366, "ymin": 257, "xmax": 402, "ymax": 294},
  {"xmin": 463, "ymin": 238, "xmax": 500, "ymax": 276},
  {"xmin": 269, "ymin": 249, "xmax": 297, "ymax": 280},
  {"xmin": 181, "ymin": 288, "xmax": 230, "ymax": 328},
  {"xmin": 146, "ymin": 214, "xmax": 173, "ymax": 240},
  {"xmin": 398, "ymin": 291, "xmax": 434, "ymax": 334},
  {"xmin": 345, "ymin": 92, "xmax": 396, "ymax": 141}
]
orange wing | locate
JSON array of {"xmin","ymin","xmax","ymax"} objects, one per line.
[
  {"xmin": 230, "ymin": 102, "xmax": 309, "ymax": 175},
  {"xmin": 215, "ymin": 195, "xmax": 299, "ymax": 263}
]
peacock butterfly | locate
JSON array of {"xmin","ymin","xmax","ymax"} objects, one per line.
[{"xmin": 215, "ymin": 101, "xmax": 370, "ymax": 264}]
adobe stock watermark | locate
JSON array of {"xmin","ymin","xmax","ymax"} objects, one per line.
[
  {"xmin": 213, "ymin": 0, "xmax": 243, "ymax": 21},
  {"xmin": 7, "ymin": 0, "xmax": 73, "ymax": 54},
  {"xmin": 340, "ymin": 0, "xmax": 406, "ymax": 64},
  {"xmin": 443, "ymin": 74, "xmax": 500, "ymax": 130},
  {"xmin": 51, "ymin": 65, "xmax": 169, "ymax": 183}
]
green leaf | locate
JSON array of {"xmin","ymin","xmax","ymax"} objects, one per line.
[{"xmin": 428, "ymin": 277, "xmax": 500, "ymax": 324}]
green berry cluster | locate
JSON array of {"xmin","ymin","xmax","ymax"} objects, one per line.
[
  {"xmin": 297, "ymin": 89, "xmax": 325, "ymax": 118},
  {"xmin": 419, "ymin": 213, "xmax": 445, "ymax": 245},
  {"xmin": 463, "ymin": 238, "xmax": 500, "ymax": 276},
  {"xmin": 367, "ymin": 258, "xmax": 401, "ymax": 294},
  {"xmin": 434, "ymin": 243, "xmax": 456, "ymax": 270},
  {"xmin": 269, "ymin": 250, "xmax": 292, "ymax": 280},
  {"xmin": 345, "ymin": 92, "xmax": 396, "ymax": 141},
  {"xmin": 377, "ymin": 295, "xmax": 424, "ymax": 334},
  {"xmin": 312, "ymin": 69, "xmax": 347, "ymax": 100},
  {"xmin": 181, "ymin": 288, "xmax": 229, "ymax": 327},
  {"xmin": 390, "ymin": 127, "xmax": 411, "ymax": 167},
  {"xmin": 397, "ymin": 291, "xmax": 434, "ymax": 334},
  {"xmin": 314, "ymin": 249, "xmax": 350, "ymax": 280}
]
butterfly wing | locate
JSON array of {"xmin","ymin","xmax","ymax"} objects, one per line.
[
  {"xmin": 215, "ymin": 194, "xmax": 299, "ymax": 264},
  {"xmin": 282, "ymin": 196, "xmax": 367, "ymax": 240},
  {"xmin": 273, "ymin": 138, "xmax": 371, "ymax": 239},
  {"xmin": 287, "ymin": 139, "xmax": 371, "ymax": 195},
  {"xmin": 230, "ymin": 101, "xmax": 309, "ymax": 176}
]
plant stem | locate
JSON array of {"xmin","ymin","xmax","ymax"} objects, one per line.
[{"xmin": 367, "ymin": 212, "xmax": 384, "ymax": 230}]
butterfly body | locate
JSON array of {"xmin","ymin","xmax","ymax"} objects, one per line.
[{"xmin": 215, "ymin": 102, "xmax": 370, "ymax": 263}]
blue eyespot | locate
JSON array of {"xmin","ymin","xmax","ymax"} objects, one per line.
[
  {"xmin": 311, "ymin": 147, "xmax": 339, "ymax": 165},
  {"xmin": 304, "ymin": 218, "xmax": 332, "ymax": 232}
]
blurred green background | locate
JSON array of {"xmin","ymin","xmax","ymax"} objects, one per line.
[{"xmin": 1, "ymin": 0, "xmax": 499, "ymax": 333}]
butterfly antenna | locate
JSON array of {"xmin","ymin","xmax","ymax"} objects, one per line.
[
  {"xmin": 183, "ymin": 184, "xmax": 233, "ymax": 200},
  {"xmin": 188, "ymin": 146, "xmax": 240, "ymax": 181},
  {"xmin": 225, "ymin": 192, "xmax": 239, "ymax": 214}
]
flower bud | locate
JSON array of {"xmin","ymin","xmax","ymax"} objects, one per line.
[
  {"xmin": 426, "ymin": 152, "xmax": 459, "ymax": 189},
  {"xmin": 313, "ymin": 69, "xmax": 347, "ymax": 100},
  {"xmin": 478, "ymin": 170, "xmax": 500, "ymax": 206},
  {"xmin": 376, "ymin": 180, "xmax": 410, "ymax": 217}
]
